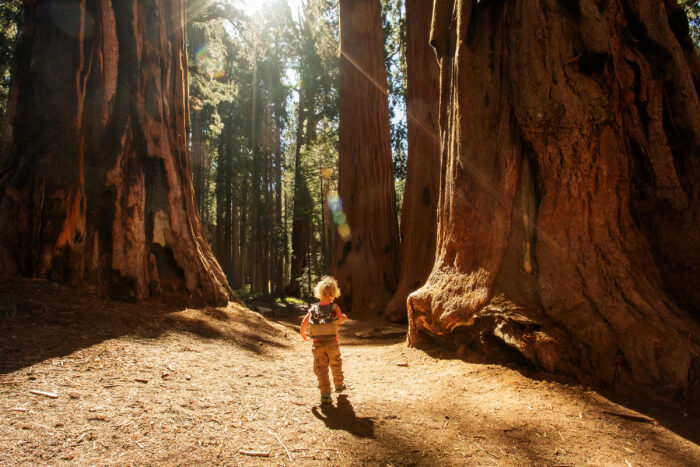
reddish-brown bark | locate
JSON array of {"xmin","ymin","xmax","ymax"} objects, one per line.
[
  {"xmin": 408, "ymin": 0, "xmax": 700, "ymax": 397},
  {"xmin": 335, "ymin": 0, "xmax": 400, "ymax": 317},
  {"xmin": 0, "ymin": 0, "xmax": 232, "ymax": 305},
  {"xmin": 384, "ymin": 0, "xmax": 441, "ymax": 323}
]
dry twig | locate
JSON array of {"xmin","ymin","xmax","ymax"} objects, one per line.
[
  {"xmin": 268, "ymin": 428, "xmax": 293, "ymax": 461},
  {"xmin": 602, "ymin": 411, "xmax": 655, "ymax": 424},
  {"xmin": 30, "ymin": 390, "xmax": 58, "ymax": 398},
  {"xmin": 238, "ymin": 450, "xmax": 270, "ymax": 457}
]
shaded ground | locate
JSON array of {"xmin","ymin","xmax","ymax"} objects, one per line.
[{"xmin": 1, "ymin": 278, "xmax": 699, "ymax": 465}]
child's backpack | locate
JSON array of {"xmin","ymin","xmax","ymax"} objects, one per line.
[{"xmin": 308, "ymin": 303, "xmax": 339, "ymax": 339}]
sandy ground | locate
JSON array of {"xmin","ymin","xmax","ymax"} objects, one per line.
[{"xmin": 1, "ymin": 278, "xmax": 699, "ymax": 466}]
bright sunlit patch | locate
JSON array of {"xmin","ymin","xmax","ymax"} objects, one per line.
[
  {"xmin": 239, "ymin": 0, "xmax": 304, "ymax": 16},
  {"xmin": 195, "ymin": 44, "xmax": 226, "ymax": 79}
]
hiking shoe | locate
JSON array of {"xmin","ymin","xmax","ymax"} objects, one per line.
[
  {"xmin": 320, "ymin": 393, "xmax": 332, "ymax": 404},
  {"xmin": 335, "ymin": 384, "xmax": 347, "ymax": 393}
]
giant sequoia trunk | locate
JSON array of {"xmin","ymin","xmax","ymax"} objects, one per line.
[
  {"xmin": 334, "ymin": 0, "xmax": 400, "ymax": 317},
  {"xmin": 408, "ymin": 0, "xmax": 700, "ymax": 397},
  {"xmin": 384, "ymin": 0, "xmax": 441, "ymax": 323},
  {"xmin": 0, "ymin": 0, "xmax": 232, "ymax": 304}
]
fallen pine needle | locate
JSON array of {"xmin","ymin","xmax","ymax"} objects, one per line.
[
  {"xmin": 1, "ymin": 381, "xmax": 21, "ymax": 385},
  {"xmin": 9, "ymin": 407, "xmax": 30, "ymax": 412},
  {"xmin": 396, "ymin": 362, "xmax": 408, "ymax": 367},
  {"xmin": 238, "ymin": 450, "xmax": 270, "ymax": 457},
  {"xmin": 268, "ymin": 428, "xmax": 293, "ymax": 461},
  {"xmin": 624, "ymin": 460, "xmax": 632, "ymax": 467},
  {"xmin": 135, "ymin": 378, "xmax": 149, "ymax": 384},
  {"xmin": 30, "ymin": 390, "xmax": 58, "ymax": 399},
  {"xmin": 290, "ymin": 401, "xmax": 306, "ymax": 406}
]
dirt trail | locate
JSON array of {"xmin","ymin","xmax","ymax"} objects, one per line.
[{"xmin": 1, "ymin": 278, "xmax": 699, "ymax": 466}]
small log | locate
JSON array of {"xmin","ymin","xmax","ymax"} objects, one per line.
[
  {"xmin": 30, "ymin": 390, "xmax": 58, "ymax": 398},
  {"xmin": 238, "ymin": 450, "xmax": 270, "ymax": 457}
]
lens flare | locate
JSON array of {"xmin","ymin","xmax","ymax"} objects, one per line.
[
  {"xmin": 327, "ymin": 192, "xmax": 342, "ymax": 212},
  {"xmin": 327, "ymin": 191, "xmax": 351, "ymax": 241},
  {"xmin": 333, "ymin": 212, "xmax": 347, "ymax": 225},
  {"xmin": 337, "ymin": 223, "xmax": 351, "ymax": 241},
  {"xmin": 195, "ymin": 44, "xmax": 226, "ymax": 79}
]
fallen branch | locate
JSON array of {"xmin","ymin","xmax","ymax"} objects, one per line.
[
  {"xmin": 238, "ymin": 450, "xmax": 270, "ymax": 457},
  {"xmin": 602, "ymin": 410, "xmax": 655, "ymax": 424},
  {"xmin": 268, "ymin": 429, "xmax": 293, "ymax": 461},
  {"xmin": 30, "ymin": 390, "xmax": 58, "ymax": 399}
]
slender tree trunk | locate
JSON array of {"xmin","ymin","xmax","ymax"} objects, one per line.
[
  {"xmin": 0, "ymin": 0, "xmax": 231, "ymax": 304},
  {"xmin": 239, "ymin": 173, "xmax": 249, "ymax": 286},
  {"xmin": 287, "ymin": 91, "xmax": 310, "ymax": 296},
  {"xmin": 274, "ymin": 117, "xmax": 284, "ymax": 295},
  {"xmin": 408, "ymin": 0, "xmax": 700, "ymax": 397},
  {"xmin": 215, "ymin": 139, "xmax": 227, "ymax": 267},
  {"xmin": 334, "ymin": 0, "xmax": 400, "ymax": 317},
  {"xmin": 261, "ymin": 97, "xmax": 272, "ymax": 296},
  {"xmin": 223, "ymin": 138, "xmax": 233, "ymax": 284},
  {"xmin": 385, "ymin": 0, "xmax": 441, "ymax": 323},
  {"xmin": 230, "ymin": 169, "xmax": 242, "ymax": 289},
  {"xmin": 191, "ymin": 110, "xmax": 210, "ymax": 221}
]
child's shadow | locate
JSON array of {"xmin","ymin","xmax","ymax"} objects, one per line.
[{"xmin": 311, "ymin": 395, "xmax": 375, "ymax": 438}]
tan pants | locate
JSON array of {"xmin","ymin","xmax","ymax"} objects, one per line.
[{"xmin": 312, "ymin": 339, "xmax": 344, "ymax": 394}]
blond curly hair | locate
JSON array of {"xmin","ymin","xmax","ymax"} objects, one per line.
[{"xmin": 314, "ymin": 276, "xmax": 340, "ymax": 302}]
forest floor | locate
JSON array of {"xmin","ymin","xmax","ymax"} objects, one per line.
[{"xmin": 1, "ymin": 278, "xmax": 699, "ymax": 466}]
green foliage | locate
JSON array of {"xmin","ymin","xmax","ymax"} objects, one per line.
[{"xmin": 679, "ymin": 0, "xmax": 700, "ymax": 52}]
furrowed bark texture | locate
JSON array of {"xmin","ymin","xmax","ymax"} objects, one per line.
[
  {"xmin": 408, "ymin": 0, "xmax": 700, "ymax": 397},
  {"xmin": 336, "ymin": 0, "xmax": 400, "ymax": 317},
  {"xmin": 385, "ymin": 0, "xmax": 441, "ymax": 323},
  {"xmin": 0, "ymin": 0, "xmax": 232, "ymax": 304}
]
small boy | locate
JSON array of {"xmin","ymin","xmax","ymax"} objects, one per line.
[{"xmin": 300, "ymin": 276, "xmax": 348, "ymax": 404}]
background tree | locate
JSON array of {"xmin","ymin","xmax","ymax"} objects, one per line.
[
  {"xmin": 408, "ymin": 0, "xmax": 700, "ymax": 397},
  {"xmin": 384, "ymin": 0, "xmax": 439, "ymax": 323},
  {"xmin": 382, "ymin": 0, "xmax": 408, "ymax": 184},
  {"xmin": 0, "ymin": 1, "xmax": 20, "ymax": 155},
  {"xmin": 0, "ymin": 0, "xmax": 231, "ymax": 304},
  {"xmin": 287, "ymin": 0, "xmax": 340, "ymax": 298},
  {"xmin": 334, "ymin": 0, "xmax": 400, "ymax": 317}
]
